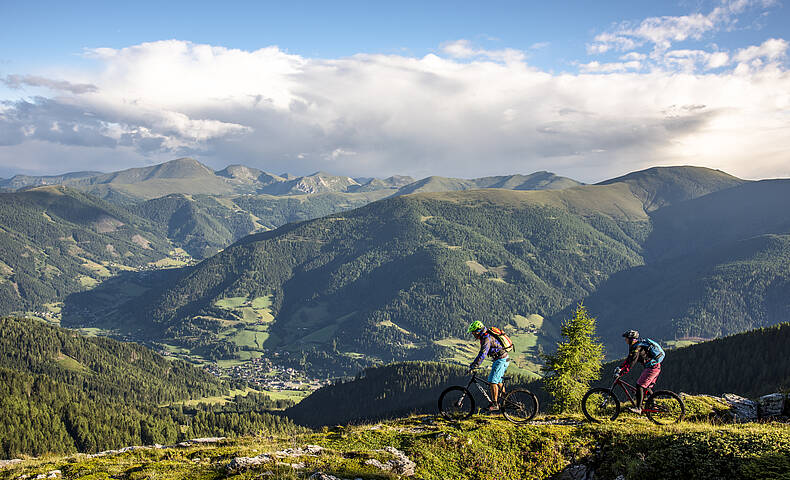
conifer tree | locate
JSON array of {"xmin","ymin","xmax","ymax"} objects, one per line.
[{"xmin": 541, "ymin": 303, "xmax": 604, "ymax": 413}]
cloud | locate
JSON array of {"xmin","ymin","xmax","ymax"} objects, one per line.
[
  {"xmin": 578, "ymin": 60, "xmax": 642, "ymax": 73},
  {"xmin": 588, "ymin": 0, "xmax": 775, "ymax": 55},
  {"xmin": 2, "ymin": 74, "xmax": 98, "ymax": 94},
  {"xmin": 1, "ymin": 38, "xmax": 789, "ymax": 182},
  {"xmin": 440, "ymin": 39, "xmax": 526, "ymax": 63},
  {"xmin": 734, "ymin": 37, "xmax": 788, "ymax": 62}
]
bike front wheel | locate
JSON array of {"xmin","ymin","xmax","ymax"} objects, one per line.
[
  {"xmin": 581, "ymin": 388, "xmax": 620, "ymax": 422},
  {"xmin": 645, "ymin": 390, "xmax": 685, "ymax": 425},
  {"xmin": 501, "ymin": 389, "xmax": 539, "ymax": 424},
  {"xmin": 438, "ymin": 386, "xmax": 475, "ymax": 421}
]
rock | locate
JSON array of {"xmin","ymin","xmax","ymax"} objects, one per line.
[
  {"xmin": 307, "ymin": 474, "xmax": 363, "ymax": 480},
  {"xmin": 0, "ymin": 459, "xmax": 22, "ymax": 469},
  {"xmin": 226, "ymin": 454, "xmax": 272, "ymax": 470},
  {"xmin": 721, "ymin": 394, "xmax": 758, "ymax": 422},
  {"xmin": 308, "ymin": 473, "xmax": 347, "ymax": 480},
  {"xmin": 550, "ymin": 464, "xmax": 591, "ymax": 480},
  {"xmin": 384, "ymin": 446, "xmax": 417, "ymax": 476},
  {"xmin": 758, "ymin": 393, "xmax": 786, "ymax": 418},
  {"xmin": 365, "ymin": 458, "xmax": 388, "ymax": 470},
  {"xmin": 362, "ymin": 447, "xmax": 417, "ymax": 476},
  {"xmin": 281, "ymin": 445, "xmax": 324, "ymax": 456},
  {"xmin": 188, "ymin": 437, "xmax": 225, "ymax": 444},
  {"xmin": 226, "ymin": 444, "xmax": 325, "ymax": 471}
]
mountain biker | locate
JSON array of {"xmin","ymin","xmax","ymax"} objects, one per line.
[
  {"xmin": 467, "ymin": 321, "xmax": 509, "ymax": 411},
  {"xmin": 616, "ymin": 330, "xmax": 665, "ymax": 414}
]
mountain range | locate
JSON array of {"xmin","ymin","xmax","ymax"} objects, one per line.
[
  {"xmin": 1, "ymin": 158, "xmax": 788, "ymax": 379},
  {"xmin": 54, "ymin": 163, "xmax": 785, "ymax": 378},
  {"xmin": 2, "ymin": 157, "xmax": 579, "ymax": 200}
]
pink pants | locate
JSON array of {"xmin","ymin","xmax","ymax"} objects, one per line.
[{"xmin": 637, "ymin": 363, "xmax": 661, "ymax": 389}]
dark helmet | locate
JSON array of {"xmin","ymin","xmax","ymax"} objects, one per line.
[{"xmin": 622, "ymin": 330, "xmax": 639, "ymax": 340}]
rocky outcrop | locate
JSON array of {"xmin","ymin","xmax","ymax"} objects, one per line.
[
  {"xmin": 364, "ymin": 447, "xmax": 416, "ymax": 476},
  {"xmin": 550, "ymin": 464, "xmax": 593, "ymax": 480},
  {"xmin": 86, "ymin": 437, "xmax": 226, "ymax": 458},
  {"xmin": 226, "ymin": 444, "xmax": 325, "ymax": 471},
  {"xmin": 226, "ymin": 444, "xmax": 416, "ymax": 477},
  {"xmin": 309, "ymin": 474, "xmax": 362, "ymax": 480},
  {"xmin": 0, "ymin": 459, "xmax": 22, "ymax": 469},
  {"xmin": 757, "ymin": 393, "xmax": 787, "ymax": 418},
  {"xmin": 720, "ymin": 394, "xmax": 759, "ymax": 422}
]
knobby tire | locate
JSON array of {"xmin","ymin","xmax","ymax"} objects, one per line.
[
  {"xmin": 438, "ymin": 385, "xmax": 475, "ymax": 421},
  {"xmin": 582, "ymin": 387, "xmax": 620, "ymax": 422}
]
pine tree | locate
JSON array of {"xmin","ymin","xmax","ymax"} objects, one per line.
[{"xmin": 541, "ymin": 303, "xmax": 604, "ymax": 413}]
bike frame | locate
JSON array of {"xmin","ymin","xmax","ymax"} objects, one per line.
[
  {"xmin": 610, "ymin": 375, "xmax": 659, "ymax": 413},
  {"xmin": 466, "ymin": 371, "xmax": 505, "ymax": 405}
]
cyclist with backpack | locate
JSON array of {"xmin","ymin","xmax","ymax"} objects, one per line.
[
  {"xmin": 615, "ymin": 330, "xmax": 665, "ymax": 414},
  {"xmin": 467, "ymin": 321, "xmax": 512, "ymax": 411}
]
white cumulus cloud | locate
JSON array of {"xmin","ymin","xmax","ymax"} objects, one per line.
[{"xmin": 0, "ymin": 37, "xmax": 789, "ymax": 182}]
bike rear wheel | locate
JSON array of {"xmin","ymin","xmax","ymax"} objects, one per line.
[
  {"xmin": 645, "ymin": 390, "xmax": 685, "ymax": 425},
  {"xmin": 581, "ymin": 388, "xmax": 620, "ymax": 422},
  {"xmin": 438, "ymin": 386, "xmax": 475, "ymax": 421},
  {"xmin": 501, "ymin": 389, "xmax": 539, "ymax": 424}
]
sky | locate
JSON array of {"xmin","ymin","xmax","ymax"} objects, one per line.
[{"xmin": 0, "ymin": 0, "xmax": 788, "ymax": 183}]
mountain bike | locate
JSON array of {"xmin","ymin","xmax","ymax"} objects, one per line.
[
  {"xmin": 438, "ymin": 368, "xmax": 538, "ymax": 424},
  {"xmin": 581, "ymin": 372, "xmax": 685, "ymax": 425}
]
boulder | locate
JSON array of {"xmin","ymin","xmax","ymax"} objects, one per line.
[
  {"xmin": 550, "ymin": 464, "xmax": 592, "ymax": 480},
  {"xmin": 308, "ymin": 473, "xmax": 362, "ymax": 480},
  {"xmin": 757, "ymin": 393, "xmax": 786, "ymax": 418},
  {"xmin": 721, "ymin": 394, "xmax": 758, "ymax": 422},
  {"xmin": 0, "ymin": 459, "xmax": 22, "ymax": 469}
]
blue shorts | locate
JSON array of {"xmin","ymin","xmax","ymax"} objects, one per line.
[{"xmin": 488, "ymin": 358, "xmax": 509, "ymax": 384}]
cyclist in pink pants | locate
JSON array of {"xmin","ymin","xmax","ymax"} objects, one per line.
[{"xmin": 615, "ymin": 330, "xmax": 665, "ymax": 414}]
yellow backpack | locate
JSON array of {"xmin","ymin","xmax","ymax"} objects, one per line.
[{"xmin": 488, "ymin": 326, "xmax": 515, "ymax": 352}]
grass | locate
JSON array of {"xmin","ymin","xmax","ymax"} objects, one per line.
[
  {"xmin": 81, "ymin": 259, "xmax": 111, "ymax": 277},
  {"xmin": 3, "ymin": 412, "xmax": 788, "ymax": 480},
  {"xmin": 43, "ymin": 302, "xmax": 62, "ymax": 314},
  {"xmin": 75, "ymin": 327, "xmax": 106, "ymax": 337},
  {"xmin": 168, "ymin": 387, "xmax": 261, "ymax": 407},
  {"xmin": 230, "ymin": 329, "xmax": 266, "ymax": 349},
  {"xmin": 55, "ymin": 353, "xmax": 90, "ymax": 374},
  {"xmin": 215, "ymin": 297, "xmax": 248, "ymax": 309},
  {"xmin": 147, "ymin": 257, "xmax": 189, "ymax": 268},
  {"xmin": 251, "ymin": 295, "xmax": 273, "ymax": 310},
  {"xmin": 78, "ymin": 275, "xmax": 99, "ymax": 288},
  {"xmin": 260, "ymin": 389, "xmax": 311, "ymax": 402}
]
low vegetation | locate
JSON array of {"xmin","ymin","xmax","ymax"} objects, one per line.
[{"xmin": 2, "ymin": 414, "xmax": 788, "ymax": 480}]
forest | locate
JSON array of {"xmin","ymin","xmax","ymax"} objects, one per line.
[{"xmin": 0, "ymin": 317, "xmax": 302, "ymax": 458}]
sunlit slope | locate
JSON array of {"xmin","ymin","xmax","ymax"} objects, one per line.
[
  {"xmin": 597, "ymin": 165, "xmax": 745, "ymax": 211},
  {"xmin": 393, "ymin": 171, "xmax": 581, "ymax": 196}
]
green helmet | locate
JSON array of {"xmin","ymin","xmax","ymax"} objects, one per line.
[{"xmin": 467, "ymin": 321, "xmax": 485, "ymax": 334}]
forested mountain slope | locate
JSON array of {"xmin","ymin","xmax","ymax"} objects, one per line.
[
  {"xmin": 67, "ymin": 166, "xmax": 750, "ymax": 373},
  {"xmin": 0, "ymin": 317, "xmax": 301, "ymax": 457},
  {"xmin": 565, "ymin": 179, "xmax": 790, "ymax": 344},
  {"xmin": 0, "ymin": 186, "xmax": 172, "ymax": 312}
]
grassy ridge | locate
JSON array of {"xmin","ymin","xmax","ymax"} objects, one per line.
[{"xmin": 1, "ymin": 415, "xmax": 788, "ymax": 480}]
